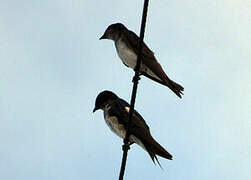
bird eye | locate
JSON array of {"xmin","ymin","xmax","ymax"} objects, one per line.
[{"xmin": 108, "ymin": 29, "xmax": 113, "ymax": 34}]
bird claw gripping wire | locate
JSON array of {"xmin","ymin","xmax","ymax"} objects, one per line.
[
  {"xmin": 132, "ymin": 75, "xmax": 141, "ymax": 83},
  {"xmin": 122, "ymin": 144, "xmax": 130, "ymax": 151}
]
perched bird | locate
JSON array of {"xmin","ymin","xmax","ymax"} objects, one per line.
[
  {"xmin": 100, "ymin": 23, "xmax": 184, "ymax": 98},
  {"xmin": 93, "ymin": 90, "xmax": 173, "ymax": 166}
]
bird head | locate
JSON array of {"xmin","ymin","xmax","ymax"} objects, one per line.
[
  {"xmin": 99, "ymin": 23, "xmax": 126, "ymax": 41},
  {"xmin": 93, "ymin": 90, "xmax": 118, "ymax": 112}
]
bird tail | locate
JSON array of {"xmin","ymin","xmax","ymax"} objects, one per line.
[
  {"xmin": 144, "ymin": 138, "xmax": 173, "ymax": 168},
  {"xmin": 141, "ymin": 72, "xmax": 184, "ymax": 98},
  {"xmin": 166, "ymin": 78, "xmax": 184, "ymax": 98}
]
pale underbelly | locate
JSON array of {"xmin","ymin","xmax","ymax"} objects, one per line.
[
  {"xmin": 116, "ymin": 41, "xmax": 162, "ymax": 81},
  {"xmin": 104, "ymin": 113, "xmax": 146, "ymax": 150}
]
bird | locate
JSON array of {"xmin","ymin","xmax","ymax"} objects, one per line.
[
  {"xmin": 100, "ymin": 23, "xmax": 184, "ymax": 98},
  {"xmin": 93, "ymin": 90, "xmax": 173, "ymax": 167}
]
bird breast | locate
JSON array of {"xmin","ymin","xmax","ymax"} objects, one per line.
[
  {"xmin": 115, "ymin": 39, "xmax": 138, "ymax": 69},
  {"xmin": 103, "ymin": 106, "xmax": 146, "ymax": 151},
  {"xmin": 104, "ymin": 107, "xmax": 126, "ymax": 139},
  {"xmin": 115, "ymin": 39, "xmax": 162, "ymax": 82}
]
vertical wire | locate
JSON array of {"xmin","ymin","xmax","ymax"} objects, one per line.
[{"xmin": 118, "ymin": 0, "xmax": 150, "ymax": 179}]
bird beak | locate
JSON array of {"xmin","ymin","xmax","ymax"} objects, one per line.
[
  {"xmin": 93, "ymin": 107, "xmax": 98, "ymax": 113},
  {"xmin": 99, "ymin": 33, "xmax": 106, "ymax": 40}
]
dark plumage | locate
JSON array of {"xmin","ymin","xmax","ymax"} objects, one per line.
[
  {"xmin": 93, "ymin": 90, "xmax": 173, "ymax": 167},
  {"xmin": 100, "ymin": 23, "xmax": 184, "ymax": 98}
]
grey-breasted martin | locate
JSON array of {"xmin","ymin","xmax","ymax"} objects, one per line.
[
  {"xmin": 100, "ymin": 23, "xmax": 184, "ymax": 98},
  {"xmin": 93, "ymin": 90, "xmax": 173, "ymax": 166}
]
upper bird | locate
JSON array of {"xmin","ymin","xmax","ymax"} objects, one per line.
[
  {"xmin": 93, "ymin": 90, "xmax": 173, "ymax": 167},
  {"xmin": 100, "ymin": 23, "xmax": 184, "ymax": 98}
]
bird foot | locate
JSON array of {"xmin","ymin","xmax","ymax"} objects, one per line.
[
  {"xmin": 122, "ymin": 144, "xmax": 130, "ymax": 151},
  {"xmin": 132, "ymin": 76, "xmax": 141, "ymax": 83}
]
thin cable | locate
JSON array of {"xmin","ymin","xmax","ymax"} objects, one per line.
[{"xmin": 118, "ymin": 0, "xmax": 150, "ymax": 179}]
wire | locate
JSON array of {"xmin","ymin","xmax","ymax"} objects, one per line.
[{"xmin": 118, "ymin": 0, "xmax": 150, "ymax": 179}]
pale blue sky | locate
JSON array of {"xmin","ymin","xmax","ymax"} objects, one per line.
[{"xmin": 0, "ymin": 0, "xmax": 250, "ymax": 179}]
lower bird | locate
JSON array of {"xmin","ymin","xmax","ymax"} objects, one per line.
[
  {"xmin": 100, "ymin": 23, "xmax": 184, "ymax": 98},
  {"xmin": 93, "ymin": 90, "xmax": 173, "ymax": 167}
]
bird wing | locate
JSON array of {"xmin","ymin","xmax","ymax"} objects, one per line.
[
  {"xmin": 124, "ymin": 30, "xmax": 155, "ymax": 59},
  {"xmin": 108, "ymin": 98, "xmax": 150, "ymax": 136},
  {"xmin": 108, "ymin": 99, "xmax": 172, "ymax": 165},
  {"xmin": 124, "ymin": 30, "xmax": 170, "ymax": 83}
]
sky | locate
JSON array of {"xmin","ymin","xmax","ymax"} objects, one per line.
[{"xmin": 0, "ymin": 0, "xmax": 250, "ymax": 179}]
